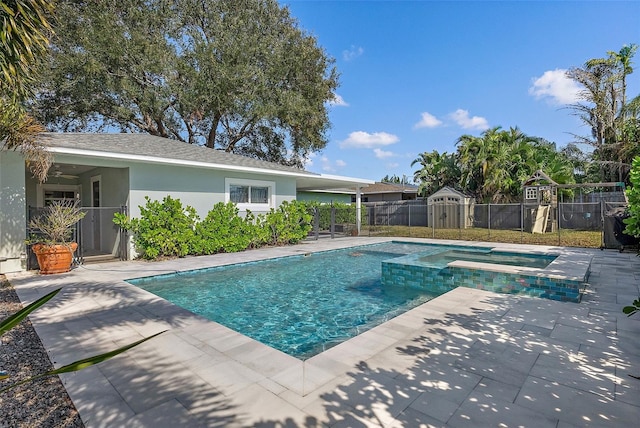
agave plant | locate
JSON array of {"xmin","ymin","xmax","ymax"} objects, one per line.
[{"xmin": 0, "ymin": 288, "xmax": 165, "ymax": 393}]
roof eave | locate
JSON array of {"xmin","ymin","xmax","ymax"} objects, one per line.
[{"xmin": 48, "ymin": 147, "xmax": 320, "ymax": 179}]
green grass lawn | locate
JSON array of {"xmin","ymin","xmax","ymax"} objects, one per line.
[{"xmin": 361, "ymin": 226, "xmax": 603, "ymax": 248}]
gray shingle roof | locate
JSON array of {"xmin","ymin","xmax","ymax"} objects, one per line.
[{"xmin": 41, "ymin": 132, "xmax": 319, "ymax": 176}]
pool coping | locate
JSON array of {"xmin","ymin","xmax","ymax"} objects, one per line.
[{"xmin": 8, "ymin": 237, "xmax": 636, "ymax": 427}]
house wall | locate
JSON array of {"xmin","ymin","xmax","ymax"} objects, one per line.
[
  {"xmin": 17, "ymin": 151, "xmax": 301, "ymax": 266},
  {"xmin": 78, "ymin": 166, "xmax": 129, "ymax": 208},
  {"xmin": 0, "ymin": 151, "xmax": 27, "ymax": 273},
  {"xmin": 128, "ymin": 163, "xmax": 297, "ymax": 218}
]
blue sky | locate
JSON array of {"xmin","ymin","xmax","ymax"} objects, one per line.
[{"xmin": 279, "ymin": 0, "xmax": 640, "ymax": 181}]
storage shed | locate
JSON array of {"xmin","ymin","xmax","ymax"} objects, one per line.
[{"xmin": 427, "ymin": 187, "xmax": 474, "ymax": 228}]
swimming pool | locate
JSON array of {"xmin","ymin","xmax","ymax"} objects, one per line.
[
  {"xmin": 130, "ymin": 242, "xmax": 438, "ymax": 359},
  {"xmin": 418, "ymin": 248, "xmax": 556, "ymax": 269},
  {"xmin": 129, "ymin": 241, "xmax": 586, "ymax": 359}
]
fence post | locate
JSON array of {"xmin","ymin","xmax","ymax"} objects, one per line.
[
  {"xmin": 520, "ymin": 203, "xmax": 524, "ymax": 244},
  {"xmin": 120, "ymin": 205, "xmax": 129, "ymax": 260},
  {"xmin": 330, "ymin": 204, "xmax": 335, "ymax": 239},
  {"xmin": 488, "ymin": 203, "xmax": 491, "ymax": 240},
  {"xmin": 600, "ymin": 199, "xmax": 605, "ymax": 249},
  {"xmin": 459, "ymin": 203, "xmax": 462, "ymax": 240},
  {"xmin": 76, "ymin": 211, "xmax": 84, "ymax": 266},
  {"xmin": 557, "ymin": 203, "xmax": 561, "ymax": 246},
  {"xmin": 432, "ymin": 203, "xmax": 435, "ymax": 238}
]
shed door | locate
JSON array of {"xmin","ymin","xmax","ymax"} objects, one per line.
[{"xmin": 434, "ymin": 197, "xmax": 460, "ymax": 229}]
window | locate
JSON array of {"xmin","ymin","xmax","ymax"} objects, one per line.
[
  {"xmin": 225, "ymin": 178, "xmax": 275, "ymax": 209},
  {"xmin": 230, "ymin": 185, "xmax": 269, "ymax": 204},
  {"xmin": 44, "ymin": 190, "xmax": 77, "ymax": 205},
  {"xmin": 525, "ymin": 187, "xmax": 538, "ymax": 200},
  {"xmin": 37, "ymin": 184, "xmax": 81, "ymax": 207},
  {"xmin": 230, "ymin": 185, "xmax": 249, "ymax": 203}
]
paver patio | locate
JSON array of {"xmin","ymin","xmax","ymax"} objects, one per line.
[{"xmin": 7, "ymin": 237, "xmax": 640, "ymax": 427}]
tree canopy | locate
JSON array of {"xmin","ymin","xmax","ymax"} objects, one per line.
[
  {"xmin": 412, "ymin": 127, "xmax": 575, "ymax": 203},
  {"xmin": 411, "ymin": 150, "xmax": 459, "ymax": 197},
  {"xmin": 34, "ymin": 0, "xmax": 339, "ymax": 167},
  {"xmin": 567, "ymin": 44, "xmax": 639, "ymax": 182}
]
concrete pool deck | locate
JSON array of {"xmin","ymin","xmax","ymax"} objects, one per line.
[{"xmin": 6, "ymin": 237, "xmax": 640, "ymax": 427}]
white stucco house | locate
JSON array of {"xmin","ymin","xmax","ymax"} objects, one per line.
[{"xmin": 0, "ymin": 133, "xmax": 373, "ymax": 273}]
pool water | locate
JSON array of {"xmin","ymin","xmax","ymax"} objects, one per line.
[
  {"xmin": 130, "ymin": 242, "xmax": 437, "ymax": 359},
  {"xmin": 418, "ymin": 249, "xmax": 556, "ymax": 269}
]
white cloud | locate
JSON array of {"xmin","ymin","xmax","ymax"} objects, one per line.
[
  {"xmin": 343, "ymin": 45, "xmax": 364, "ymax": 61},
  {"xmin": 529, "ymin": 69, "xmax": 581, "ymax": 105},
  {"xmin": 340, "ymin": 131, "xmax": 399, "ymax": 149},
  {"xmin": 373, "ymin": 148, "xmax": 394, "ymax": 159},
  {"xmin": 387, "ymin": 162, "xmax": 399, "ymax": 169},
  {"xmin": 414, "ymin": 112, "xmax": 443, "ymax": 129},
  {"xmin": 318, "ymin": 156, "xmax": 346, "ymax": 172},
  {"xmin": 329, "ymin": 94, "xmax": 349, "ymax": 107},
  {"xmin": 320, "ymin": 156, "xmax": 334, "ymax": 172},
  {"xmin": 449, "ymin": 109, "xmax": 489, "ymax": 131}
]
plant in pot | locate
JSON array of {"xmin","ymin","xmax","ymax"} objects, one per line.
[{"xmin": 28, "ymin": 201, "xmax": 86, "ymax": 274}]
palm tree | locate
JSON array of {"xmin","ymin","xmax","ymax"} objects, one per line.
[
  {"xmin": 608, "ymin": 44, "xmax": 638, "ymax": 181},
  {"xmin": 457, "ymin": 127, "xmax": 510, "ymax": 202},
  {"xmin": 455, "ymin": 127, "xmax": 572, "ymax": 203},
  {"xmin": 567, "ymin": 45, "xmax": 639, "ymax": 183},
  {"xmin": 1, "ymin": 0, "xmax": 55, "ymax": 182},
  {"xmin": 609, "ymin": 44, "xmax": 638, "ymax": 118},
  {"xmin": 411, "ymin": 150, "xmax": 460, "ymax": 197}
]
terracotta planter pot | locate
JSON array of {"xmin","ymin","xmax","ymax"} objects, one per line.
[{"xmin": 32, "ymin": 242, "xmax": 78, "ymax": 274}]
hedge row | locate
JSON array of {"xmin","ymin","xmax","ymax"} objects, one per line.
[{"xmin": 113, "ymin": 196, "xmax": 312, "ymax": 260}]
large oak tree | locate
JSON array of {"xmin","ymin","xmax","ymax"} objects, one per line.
[{"xmin": 35, "ymin": 0, "xmax": 339, "ymax": 167}]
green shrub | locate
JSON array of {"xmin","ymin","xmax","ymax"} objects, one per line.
[
  {"xmin": 264, "ymin": 200, "xmax": 312, "ymax": 245},
  {"xmin": 114, "ymin": 198, "xmax": 317, "ymax": 260},
  {"xmin": 623, "ymin": 157, "xmax": 640, "ymax": 318},
  {"xmin": 245, "ymin": 210, "xmax": 272, "ymax": 248},
  {"xmin": 192, "ymin": 202, "xmax": 253, "ymax": 254},
  {"xmin": 305, "ymin": 201, "xmax": 364, "ymax": 230},
  {"xmin": 114, "ymin": 196, "xmax": 198, "ymax": 259},
  {"xmin": 624, "ymin": 156, "xmax": 640, "ymax": 238}
]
